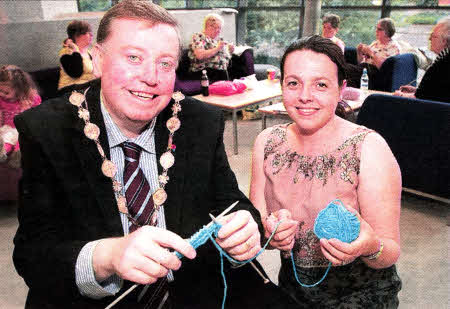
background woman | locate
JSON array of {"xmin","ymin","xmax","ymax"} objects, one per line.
[
  {"xmin": 346, "ymin": 17, "xmax": 400, "ymax": 87},
  {"xmin": 322, "ymin": 13, "xmax": 345, "ymax": 53},
  {"xmin": 58, "ymin": 20, "xmax": 95, "ymax": 90},
  {"xmin": 188, "ymin": 13, "xmax": 235, "ymax": 82},
  {"xmin": 250, "ymin": 36, "xmax": 402, "ymax": 308},
  {"xmin": 357, "ymin": 17, "xmax": 400, "ymax": 69}
]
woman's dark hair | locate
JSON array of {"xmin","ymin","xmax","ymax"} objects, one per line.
[
  {"xmin": 66, "ymin": 20, "xmax": 92, "ymax": 41},
  {"xmin": 279, "ymin": 35, "xmax": 353, "ymax": 119},
  {"xmin": 280, "ymin": 35, "xmax": 347, "ymax": 86},
  {"xmin": 378, "ymin": 18, "xmax": 395, "ymax": 38}
]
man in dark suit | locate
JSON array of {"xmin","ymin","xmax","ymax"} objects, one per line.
[{"xmin": 13, "ymin": 1, "xmax": 296, "ymax": 308}]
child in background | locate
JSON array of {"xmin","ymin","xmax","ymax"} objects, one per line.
[{"xmin": 0, "ymin": 65, "xmax": 41, "ymax": 167}]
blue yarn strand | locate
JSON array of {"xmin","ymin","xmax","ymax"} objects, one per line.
[
  {"xmin": 207, "ymin": 221, "xmax": 282, "ymax": 309},
  {"xmin": 290, "ymin": 253, "xmax": 332, "ymax": 287}
]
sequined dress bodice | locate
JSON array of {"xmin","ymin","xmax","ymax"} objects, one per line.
[{"xmin": 263, "ymin": 123, "xmax": 371, "ymax": 267}]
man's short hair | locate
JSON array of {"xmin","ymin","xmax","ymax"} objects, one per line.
[
  {"xmin": 203, "ymin": 13, "xmax": 224, "ymax": 31},
  {"xmin": 379, "ymin": 18, "xmax": 396, "ymax": 38},
  {"xmin": 97, "ymin": 0, "xmax": 181, "ymax": 54},
  {"xmin": 322, "ymin": 13, "xmax": 341, "ymax": 29},
  {"xmin": 67, "ymin": 20, "xmax": 92, "ymax": 41}
]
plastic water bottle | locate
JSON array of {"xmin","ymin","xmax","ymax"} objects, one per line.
[
  {"xmin": 360, "ymin": 68, "xmax": 369, "ymax": 90},
  {"xmin": 201, "ymin": 70, "xmax": 209, "ymax": 96}
]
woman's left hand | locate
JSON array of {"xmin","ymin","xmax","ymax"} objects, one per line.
[{"xmin": 319, "ymin": 209, "xmax": 380, "ymax": 266}]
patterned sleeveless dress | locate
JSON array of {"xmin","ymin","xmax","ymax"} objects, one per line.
[{"xmin": 263, "ymin": 123, "xmax": 402, "ymax": 308}]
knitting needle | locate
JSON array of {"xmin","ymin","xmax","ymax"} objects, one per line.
[
  {"xmin": 105, "ymin": 201, "xmax": 241, "ymax": 309},
  {"xmin": 208, "ymin": 213, "xmax": 270, "ymax": 284},
  {"xmin": 205, "ymin": 200, "xmax": 240, "ymax": 228}
]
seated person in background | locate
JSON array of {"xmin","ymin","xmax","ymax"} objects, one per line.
[
  {"xmin": 58, "ymin": 20, "xmax": 95, "ymax": 90},
  {"xmin": 322, "ymin": 13, "xmax": 345, "ymax": 53},
  {"xmin": 394, "ymin": 16, "xmax": 450, "ymax": 102},
  {"xmin": 250, "ymin": 35, "xmax": 402, "ymax": 308},
  {"xmin": 357, "ymin": 18, "xmax": 400, "ymax": 69},
  {"xmin": 347, "ymin": 17, "xmax": 400, "ymax": 87},
  {"xmin": 188, "ymin": 13, "xmax": 235, "ymax": 82},
  {"xmin": 0, "ymin": 65, "xmax": 41, "ymax": 168}
]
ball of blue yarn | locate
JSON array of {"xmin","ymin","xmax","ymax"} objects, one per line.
[{"xmin": 313, "ymin": 199, "xmax": 360, "ymax": 243}]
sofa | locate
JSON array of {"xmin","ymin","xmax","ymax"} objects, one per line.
[
  {"xmin": 344, "ymin": 47, "xmax": 418, "ymax": 92},
  {"xmin": 29, "ymin": 67, "xmax": 60, "ymax": 102},
  {"xmin": 356, "ymin": 93, "xmax": 449, "ymax": 200}
]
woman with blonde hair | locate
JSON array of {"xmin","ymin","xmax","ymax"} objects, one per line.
[{"xmin": 188, "ymin": 13, "xmax": 235, "ymax": 82}]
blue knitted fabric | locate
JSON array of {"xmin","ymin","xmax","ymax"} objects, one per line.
[{"xmin": 314, "ymin": 199, "xmax": 360, "ymax": 243}]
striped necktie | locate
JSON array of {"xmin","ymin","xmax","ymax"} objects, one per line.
[{"xmin": 122, "ymin": 142, "xmax": 155, "ymax": 232}]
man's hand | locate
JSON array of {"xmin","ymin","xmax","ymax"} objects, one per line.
[
  {"xmin": 213, "ymin": 210, "xmax": 261, "ymax": 261},
  {"xmin": 93, "ymin": 226, "xmax": 196, "ymax": 285},
  {"xmin": 264, "ymin": 209, "xmax": 299, "ymax": 251}
]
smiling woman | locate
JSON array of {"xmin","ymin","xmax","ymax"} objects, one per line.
[{"xmin": 250, "ymin": 35, "xmax": 403, "ymax": 308}]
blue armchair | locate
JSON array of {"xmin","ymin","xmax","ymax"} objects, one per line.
[
  {"xmin": 357, "ymin": 94, "xmax": 450, "ymax": 200},
  {"xmin": 344, "ymin": 47, "xmax": 418, "ymax": 92}
]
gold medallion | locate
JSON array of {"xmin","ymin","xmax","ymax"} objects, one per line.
[
  {"xmin": 166, "ymin": 117, "xmax": 181, "ymax": 133},
  {"xmin": 160, "ymin": 151, "xmax": 175, "ymax": 169},
  {"xmin": 69, "ymin": 91, "xmax": 85, "ymax": 107},
  {"xmin": 84, "ymin": 123, "xmax": 100, "ymax": 140},
  {"xmin": 172, "ymin": 91, "xmax": 185, "ymax": 102},
  {"xmin": 153, "ymin": 188, "xmax": 167, "ymax": 206},
  {"xmin": 117, "ymin": 194, "xmax": 128, "ymax": 214},
  {"xmin": 102, "ymin": 159, "xmax": 117, "ymax": 178}
]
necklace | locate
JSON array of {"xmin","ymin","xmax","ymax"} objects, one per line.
[{"xmin": 69, "ymin": 88, "xmax": 185, "ymax": 226}]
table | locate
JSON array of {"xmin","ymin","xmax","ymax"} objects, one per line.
[
  {"xmin": 258, "ymin": 89, "xmax": 390, "ymax": 130},
  {"xmin": 193, "ymin": 79, "xmax": 282, "ymax": 154}
]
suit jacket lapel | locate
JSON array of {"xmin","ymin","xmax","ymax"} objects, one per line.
[
  {"xmin": 71, "ymin": 81, "xmax": 123, "ymax": 236},
  {"xmin": 156, "ymin": 100, "xmax": 187, "ymax": 232}
]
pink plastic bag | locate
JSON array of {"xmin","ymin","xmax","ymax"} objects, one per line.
[
  {"xmin": 209, "ymin": 80, "xmax": 247, "ymax": 96},
  {"xmin": 342, "ymin": 87, "xmax": 361, "ymax": 101}
]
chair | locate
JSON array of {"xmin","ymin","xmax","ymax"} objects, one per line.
[
  {"xmin": 0, "ymin": 164, "xmax": 21, "ymax": 201},
  {"xmin": 29, "ymin": 67, "xmax": 60, "ymax": 102},
  {"xmin": 357, "ymin": 94, "xmax": 450, "ymax": 200},
  {"xmin": 344, "ymin": 47, "xmax": 418, "ymax": 92}
]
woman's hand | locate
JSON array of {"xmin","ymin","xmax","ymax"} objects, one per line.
[
  {"xmin": 319, "ymin": 209, "xmax": 380, "ymax": 266},
  {"xmin": 357, "ymin": 43, "xmax": 373, "ymax": 63},
  {"xmin": 227, "ymin": 43, "xmax": 235, "ymax": 54},
  {"xmin": 264, "ymin": 209, "xmax": 299, "ymax": 251}
]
